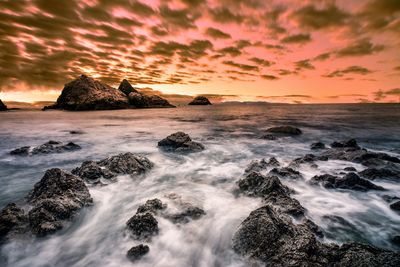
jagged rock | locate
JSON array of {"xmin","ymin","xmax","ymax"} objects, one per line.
[
  {"xmin": 137, "ymin": 199, "xmax": 166, "ymax": 214},
  {"xmin": 311, "ymin": 142, "xmax": 325, "ymax": 150},
  {"xmin": 0, "ymin": 99, "xmax": 8, "ymax": 111},
  {"xmin": 390, "ymin": 201, "xmax": 400, "ymax": 211},
  {"xmin": 126, "ymin": 244, "xmax": 149, "ymax": 262},
  {"xmin": 310, "ymin": 173, "xmax": 385, "ymax": 192},
  {"xmin": 46, "ymin": 75, "xmax": 129, "ymax": 111},
  {"xmin": 118, "ymin": 79, "xmax": 138, "ymax": 96},
  {"xmin": 244, "ymin": 157, "xmax": 280, "ymax": 174},
  {"xmin": 330, "ymin": 139, "xmax": 360, "ymax": 149},
  {"xmin": 359, "ymin": 167, "xmax": 400, "ymax": 181},
  {"xmin": 0, "ymin": 203, "xmax": 28, "ymax": 243},
  {"xmin": 158, "ymin": 132, "xmax": 204, "ymax": 153},
  {"xmin": 10, "ymin": 141, "xmax": 81, "ymax": 156},
  {"xmin": 128, "ymin": 92, "xmax": 174, "ymax": 108},
  {"xmin": 72, "ymin": 161, "xmax": 116, "ymax": 183},
  {"xmin": 290, "ymin": 154, "xmax": 318, "ymax": 168},
  {"xmin": 269, "ymin": 167, "xmax": 303, "ymax": 180},
  {"xmin": 188, "ymin": 96, "xmax": 212, "ymax": 105},
  {"xmin": 165, "ymin": 206, "xmax": 206, "ymax": 224},
  {"xmin": 97, "ymin": 153, "xmax": 154, "ymax": 176},
  {"xmin": 265, "ymin": 126, "xmax": 302, "ymax": 135},
  {"xmin": 27, "ymin": 168, "xmax": 92, "ymax": 236},
  {"xmin": 126, "ymin": 212, "xmax": 159, "ymax": 240}
]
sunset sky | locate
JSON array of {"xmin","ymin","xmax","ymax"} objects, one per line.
[{"xmin": 0, "ymin": 0, "xmax": 399, "ymax": 104}]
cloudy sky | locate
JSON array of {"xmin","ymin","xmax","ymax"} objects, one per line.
[{"xmin": 0, "ymin": 0, "xmax": 399, "ymax": 103}]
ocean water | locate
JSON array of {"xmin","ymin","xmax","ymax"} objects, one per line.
[{"xmin": 0, "ymin": 103, "xmax": 399, "ymax": 267}]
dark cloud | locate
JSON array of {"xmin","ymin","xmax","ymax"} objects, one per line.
[
  {"xmin": 261, "ymin": 74, "xmax": 279, "ymax": 80},
  {"xmin": 209, "ymin": 8, "xmax": 244, "ymax": 24},
  {"xmin": 205, "ymin": 27, "xmax": 231, "ymax": 39},
  {"xmin": 293, "ymin": 4, "xmax": 349, "ymax": 30},
  {"xmin": 159, "ymin": 5, "xmax": 198, "ymax": 29},
  {"xmin": 394, "ymin": 66, "xmax": 400, "ymax": 71},
  {"xmin": 313, "ymin": 52, "xmax": 331, "ymax": 61},
  {"xmin": 374, "ymin": 88, "xmax": 400, "ymax": 100},
  {"xmin": 218, "ymin": 46, "xmax": 242, "ymax": 57},
  {"xmin": 249, "ymin": 57, "xmax": 274, "ymax": 67},
  {"xmin": 336, "ymin": 39, "xmax": 385, "ymax": 57},
  {"xmin": 323, "ymin": 66, "xmax": 373, "ymax": 78},
  {"xmin": 295, "ymin": 59, "xmax": 315, "ymax": 70},
  {"xmin": 281, "ymin": 33, "xmax": 312, "ymax": 44},
  {"xmin": 151, "ymin": 26, "xmax": 169, "ymax": 36},
  {"xmin": 223, "ymin": 61, "xmax": 259, "ymax": 71}
]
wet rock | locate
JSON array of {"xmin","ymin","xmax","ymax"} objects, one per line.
[
  {"xmin": 166, "ymin": 206, "xmax": 206, "ymax": 224},
  {"xmin": 47, "ymin": 75, "xmax": 129, "ymax": 111},
  {"xmin": 72, "ymin": 161, "xmax": 116, "ymax": 183},
  {"xmin": 69, "ymin": 130, "xmax": 85, "ymax": 135},
  {"xmin": 311, "ymin": 142, "xmax": 325, "ymax": 150},
  {"xmin": 290, "ymin": 154, "xmax": 317, "ymax": 168},
  {"xmin": 27, "ymin": 168, "xmax": 92, "ymax": 236},
  {"xmin": 269, "ymin": 167, "xmax": 303, "ymax": 180},
  {"xmin": 126, "ymin": 212, "xmax": 159, "ymax": 240},
  {"xmin": 260, "ymin": 134, "xmax": 278, "ymax": 140},
  {"xmin": 137, "ymin": 199, "xmax": 166, "ymax": 214},
  {"xmin": 97, "ymin": 152, "xmax": 154, "ymax": 176},
  {"xmin": 303, "ymin": 218, "xmax": 324, "ymax": 238},
  {"xmin": 265, "ymin": 126, "xmax": 302, "ymax": 135},
  {"xmin": 244, "ymin": 157, "xmax": 280, "ymax": 174},
  {"xmin": 188, "ymin": 96, "xmax": 212, "ymax": 105},
  {"xmin": 382, "ymin": 195, "xmax": 400, "ymax": 203},
  {"xmin": 344, "ymin": 167, "xmax": 357, "ymax": 172},
  {"xmin": 118, "ymin": 79, "xmax": 138, "ymax": 96},
  {"xmin": 359, "ymin": 167, "xmax": 400, "ymax": 181},
  {"xmin": 390, "ymin": 201, "xmax": 400, "ymax": 212},
  {"xmin": 310, "ymin": 173, "xmax": 385, "ymax": 192},
  {"xmin": 126, "ymin": 244, "xmax": 149, "ymax": 262},
  {"xmin": 391, "ymin": 236, "xmax": 400, "ymax": 246},
  {"xmin": 330, "ymin": 139, "xmax": 360, "ymax": 149},
  {"xmin": 10, "ymin": 141, "xmax": 81, "ymax": 156},
  {"xmin": 128, "ymin": 92, "xmax": 174, "ymax": 108},
  {"xmin": 0, "ymin": 203, "xmax": 28, "ymax": 242},
  {"xmin": 0, "ymin": 99, "xmax": 8, "ymax": 111},
  {"xmin": 158, "ymin": 132, "xmax": 204, "ymax": 153}
]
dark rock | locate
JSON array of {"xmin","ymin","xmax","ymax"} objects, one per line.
[
  {"xmin": 244, "ymin": 157, "xmax": 280, "ymax": 173},
  {"xmin": 269, "ymin": 167, "xmax": 303, "ymax": 180},
  {"xmin": 188, "ymin": 96, "xmax": 212, "ymax": 105},
  {"xmin": 49, "ymin": 75, "xmax": 129, "ymax": 111},
  {"xmin": 344, "ymin": 167, "xmax": 357, "ymax": 172},
  {"xmin": 290, "ymin": 154, "xmax": 317, "ymax": 168},
  {"xmin": 69, "ymin": 130, "xmax": 85, "ymax": 135},
  {"xmin": 303, "ymin": 219, "xmax": 324, "ymax": 238},
  {"xmin": 382, "ymin": 195, "xmax": 400, "ymax": 203},
  {"xmin": 0, "ymin": 203, "xmax": 28, "ymax": 242},
  {"xmin": 10, "ymin": 141, "xmax": 81, "ymax": 156},
  {"xmin": 27, "ymin": 168, "xmax": 92, "ymax": 236},
  {"xmin": 0, "ymin": 99, "xmax": 8, "ymax": 111},
  {"xmin": 97, "ymin": 152, "xmax": 153, "ymax": 176},
  {"xmin": 311, "ymin": 142, "xmax": 325, "ymax": 150},
  {"xmin": 137, "ymin": 199, "xmax": 166, "ymax": 214},
  {"xmin": 126, "ymin": 212, "xmax": 158, "ymax": 240},
  {"xmin": 166, "ymin": 206, "xmax": 206, "ymax": 224},
  {"xmin": 391, "ymin": 236, "xmax": 400, "ymax": 246},
  {"xmin": 331, "ymin": 139, "xmax": 360, "ymax": 149},
  {"xmin": 359, "ymin": 167, "xmax": 400, "ymax": 181},
  {"xmin": 310, "ymin": 173, "xmax": 385, "ymax": 191},
  {"xmin": 72, "ymin": 161, "xmax": 116, "ymax": 182},
  {"xmin": 118, "ymin": 79, "xmax": 138, "ymax": 96},
  {"xmin": 390, "ymin": 201, "xmax": 400, "ymax": 211},
  {"xmin": 126, "ymin": 244, "xmax": 149, "ymax": 262},
  {"xmin": 265, "ymin": 126, "xmax": 302, "ymax": 135},
  {"xmin": 128, "ymin": 92, "xmax": 174, "ymax": 108},
  {"xmin": 261, "ymin": 134, "xmax": 278, "ymax": 140},
  {"xmin": 158, "ymin": 132, "xmax": 204, "ymax": 153}
]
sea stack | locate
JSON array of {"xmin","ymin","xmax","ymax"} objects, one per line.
[
  {"xmin": 118, "ymin": 79, "xmax": 138, "ymax": 96},
  {"xmin": 188, "ymin": 96, "xmax": 212, "ymax": 105},
  {"xmin": 0, "ymin": 99, "xmax": 8, "ymax": 111}
]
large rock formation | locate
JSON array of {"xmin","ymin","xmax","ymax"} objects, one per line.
[
  {"xmin": 0, "ymin": 99, "xmax": 7, "ymax": 111},
  {"xmin": 44, "ymin": 76, "xmax": 174, "ymax": 111},
  {"xmin": 188, "ymin": 96, "xmax": 212, "ymax": 105}
]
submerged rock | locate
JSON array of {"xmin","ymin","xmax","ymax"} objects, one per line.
[
  {"xmin": 310, "ymin": 173, "xmax": 385, "ymax": 192},
  {"xmin": 137, "ymin": 199, "xmax": 166, "ymax": 214},
  {"xmin": 0, "ymin": 99, "xmax": 8, "ymax": 111},
  {"xmin": 265, "ymin": 126, "xmax": 302, "ymax": 135},
  {"xmin": 188, "ymin": 96, "xmax": 212, "ymax": 105},
  {"xmin": 311, "ymin": 142, "xmax": 326, "ymax": 150},
  {"xmin": 126, "ymin": 244, "xmax": 149, "ymax": 262},
  {"xmin": 126, "ymin": 212, "xmax": 159, "ymax": 240},
  {"xmin": 330, "ymin": 139, "xmax": 360, "ymax": 149},
  {"xmin": 118, "ymin": 79, "xmax": 138, "ymax": 96},
  {"xmin": 344, "ymin": 167, "xmax": 357, "ymax": 172},
  {"xmin": 158, "ymin": 132, "xmax": 204, "ymax": 153},
  {"xmin": 390, "ymin": 201, "xmax": 400, "ymax": 212},
  {"xmin": 165, "ymin": 205, "xmax": 206, "ymax": 224},
  {"xmin": 359, "ymin": 167, "xmax": 400, "ymax": 181},
  {"xmin": 260, "ymin": 134, "xmax": 278, "ymax": 140},
  {"xmin": 10, "ymin": 141, "xmax": 81, "ymax": 156}
]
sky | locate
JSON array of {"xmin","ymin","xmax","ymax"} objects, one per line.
[{"xmin": 0, "ymin": 0, "xmax": 399, "ymax": 104}]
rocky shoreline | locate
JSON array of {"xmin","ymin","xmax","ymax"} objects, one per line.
[{"xmin": 1, "ymin": 129, "xmax": 400, "ymax": 265}]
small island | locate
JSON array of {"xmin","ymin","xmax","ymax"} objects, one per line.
[
  {"xmin": 0, "ymin": 99, "xmax": 7, "ymax": 111},
  {"xmin": 188, "ymin": 96, "xmax": 212, "ymax": 105}
]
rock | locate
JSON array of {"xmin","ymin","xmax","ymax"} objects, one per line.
[
  {"xmin": 48, "ymin": 75, "xmax": 129, "ymax": 111},
  {"xmin": 97, "ymin": 152, "xmax": 154, "ymax": 176},
  {"xmin": 244, "ymin": 157, "xmax": 280, "ymax": 174},
  {"xmin": 0, "ymin": 99, "xmax": 8, "ymax": 111},
  {"xmin": 265, "ymin": 126, "xmax": 302, "ymax": 135},
  {"xmin": 330, "ymin": 139, "xmax": 360, "ymax": 149},
  {"xmin": 126, "ymin": 244, "xmax": 149, "ymax": 262},
  {"xmin": 72, "ymin": 161, "xmax": 116, "ymax": 183},
  {"xmin": 290, "ymin": 154, "xmax": 317, "ymax": 168},
  {"xmin": 10, "ymin": 141, "xmax": 81, "ymax": 156},
  {"xmin": 118, "ymin": 79, "xmax": 138, "ymax": 96},
  {"xmin": 128, "ymin": 92, "xmax": 174, "ymax": 108},
  {"xmin": 359, "ymin": 167, "xmax": 400, "ymax": 181},
  {"xmin": 27, "ymin": 168, "xmax": 92, "ymax": 236},
  {"xmin": 137, "ymin": 199, "xmax": 166, "ymax": 214},
  {"xmin": 391, "ymin": 236, "xmax": 400, "ymax": 246},
  {"xmin": 382, "ymin": 195, "xmax": 400, "ymax": 203},
  {"xmin": 261, "ymin": 134, "xmax": 278, "ymax": 140},
  {"xmin": 0, "ymin": 203, "xmax": 28, "ymax": 243},
  {"xmin": 69, "ymin": 130, "xmax": 85, "ymax": 135},
  {"xmin": 188, "ymin": 96, "xmax": 212, "ymax": 105},
  {"xmin": 310, "ymin": 173, "xmax": 385, "ymax": 192},
  {"xmin": 126, "ymin": 212, "xmax": 159, "ymax": 240},
  {"xmin": 390, "ymin": 201, "xmax": 400, "ymax": 211},
  {"xmin": 269, "ymin": 167, "xmax": 303, "ymax": 180},
  {"xmin": 311, "ymin": 142, "xmax": 325, "ymax": 150},
  {"xmin": 166, "ymin": 206, "xmax": 206, "ymax": 224},
  {"xmin": 158, "ymin": 132, "xmax": 204, "ymax": 153},
  {"xmin": 344, "ymin": 167, "xmax": 357, "ymax": 172}
]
